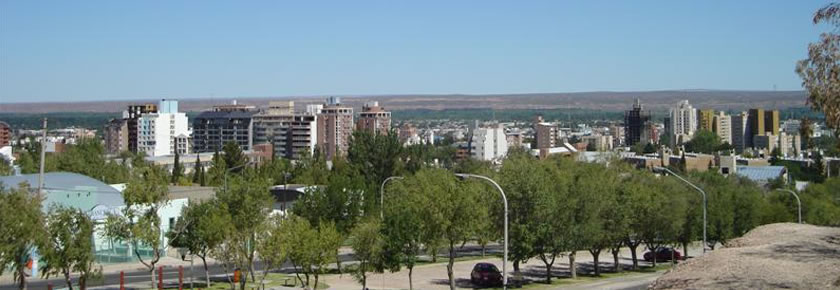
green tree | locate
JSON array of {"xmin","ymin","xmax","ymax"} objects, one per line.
[
  {"xmin": 622, "ymin": 172, "xmax": 657, "ymax": 270},
  {"xmin": 255, "ymin": 215, "xmax": 288, "ymax": 288},
  {"xmin": 167, "ymin": 200, "xmax": 232, "ymax": 287},
  {"xmin": 0, "ymin": 183, "xmax": 46, "ymax": 290},
  {"xmin": 797, "ymin": 3, "xmax": 840, "ymax": 145},
  {"xmin": 103, "ymin": 166, "xmax": 170, "ymax": 288},
  {"xmin": 498, "ymin": 154, "xmax": 554, "ymax": 279},
  {"xmin": 643, "ymin": 142, "xmax": 657, "ymax": 154},
  {"xmin": 637, "ymin": 177, "xmax": 687, "ymax": 267},
  {"xmin": 400, "ymin": 168, "xmax": 484, "ymax": 290},
  {"xmin": 206, "ymin": 150, "xmax": 227, "ymax": 187},
  {"xmin": 215, "ymin": 174, "xmax": 274, "ymax": 287},
  {"xmin": 531, "ymin": 158, "xmax": 573, "ymax": 283},
  {"xmin": 349, "ymin": 218, "xmax": 385, "ymax": 290},
  {"xmin": 222, "ymin": 141, "xmax": 247, "ymax": 174},
  {"xmin": 684, "ymin": 130, "xmax": 721, "ymax": 154},
  {"xmin": 347, "ymin": 130, "xmax": 404, "ymax": 188},
  {"xmin": 578, "ymin": 165, "xmax": 622, "ymax": 276},
  {"xmin": 280, "ymin": 215, "xmax": 341, "ymax": 289},
  {"xmin": 40, "ymin": 206, "xmax": 97, "ymax": 290},
  {"xmin": 292, "ymin": 149, "xmax": 330, "ymax": 185},
  {"xmin": 292, "ymin": 166, "xmax": 367, "ymax": 234},
  {"xmin": 191, "ymin": 154, "xmax": 203, "ymax": 185},
  {"xmin": 801, "ymin": 117, "xmax": 814, "ymax": 150},
  {"xmin": 800, "ymin": 177, "xmax": 840, "ymax": 226},
  {"xmin": 381, "ymin": 179, "xmax": 425, "ymax": 289},
  {"xmin": 171, "ymin": 151, "xmax": 183, "ymax": 184},
  {"xmin": 0, "ymin": 158, "xmax": 12, "ymax": 176}
]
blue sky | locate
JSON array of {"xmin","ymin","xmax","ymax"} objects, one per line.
[{"xmin": 0, "ymin": 0, "xmax": 831, "ymax": 103}]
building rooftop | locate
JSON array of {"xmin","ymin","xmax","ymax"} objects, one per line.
[
  {"xmin": 735, "ymin": 166, "xmax": 786, "ymax": 183},
  {"xmin": 168, "ymin": 185, "xmax": 217, "ymax": 202},
  {"xmin": 0, "ymin": 172, "xmax": 124, "ymax": 217},
  {"xmin": 195, "ymin": 110, "xmax": 257, "ymax": 119}
]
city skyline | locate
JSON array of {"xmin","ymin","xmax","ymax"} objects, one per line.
[{"xmin": 0, "ymin": 0, "xmax": 829, "ymax": 103}]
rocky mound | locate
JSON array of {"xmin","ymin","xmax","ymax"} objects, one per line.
[{"xmin": 649, "ymin": 223, "xmax": 840, "ymax": 289}]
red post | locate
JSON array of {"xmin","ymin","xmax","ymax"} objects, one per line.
[
  {"xmin": 158, "ymin": 266, "xmax": 164, "ymax": 290},
  {"xmin": 120, "ymin": 271, "xmax": 125, "ymax": 290},
  {"xmin": 47, "ymin": 283, "xmax": 53, "ymax": 290},
  {"xmin": 178, "ymin": 265, "xmax": 183, "ymax": 290}
]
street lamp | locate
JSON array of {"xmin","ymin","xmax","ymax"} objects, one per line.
[
  {"xmin": 653, "ymin": 167, "xmax": 707, "ymax": 253},
  {"xmin": 223, "ymin": 162, "xmax": 253, "ymax": 194},
  {"xmin": 774, "ymin": 188, "xmax": 802, "ymax": 224},
  {"xmin": 379, "ymin": 176, "xmax": 405, "ymax": 219},
  {"xmin": 455, "ymin": 173, "xmax": 509, "ymax": 290}
]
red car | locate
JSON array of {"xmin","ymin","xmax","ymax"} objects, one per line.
[
  {"xmin": 470, "ymin": 263, "xmax": 503, "ymax": 287},
  {"xmin": 644, "ymin": 247, "xmax": 682, "ymax": 262}
]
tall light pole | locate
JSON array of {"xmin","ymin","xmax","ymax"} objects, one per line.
[
  {"xmin": 455, "ymin": 173, "xmax": 508, "ymax": 290},
  {"xmin": 774, "ymin": 188, "xmax": 802, "ymax": 224},
  {"xmin": 223, "ymin": 162, "xmax": 252, "ymax": 194},
  {"xmin": 653, "ymin": 167, "xmax": 707, "ymax": 253},
  {"xmin": 379, "ymin": 176, "xmax": 404, "ymax": 219}
]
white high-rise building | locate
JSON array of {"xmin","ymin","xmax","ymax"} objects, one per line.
[
  {"xmin": 669, "ymin": 100, "xmax": 698, "ymax": 145},
  {"xmin": 471, "ymin": 124, "xmax": 508, "ymax": 161},
  {"xmin": 137, "ymin": 100, "xmax": 190, "ymax": 157}
]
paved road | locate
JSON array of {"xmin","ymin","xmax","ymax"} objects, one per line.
[
  {"xmin": 0, "ymin": 244, "xmax": 497, "ymax": 290},
  {"xmin": 557, "ymin": 271, "xmax": 664, "ymax": 290}
]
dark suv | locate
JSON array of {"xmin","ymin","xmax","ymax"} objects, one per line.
[
  {"xmin": 644, "ymin": 247, "xmax": 682, "ymax": 262},
  {"xmin": 470, "ymin": 262, "xmax": 503, "ymax": 287}
]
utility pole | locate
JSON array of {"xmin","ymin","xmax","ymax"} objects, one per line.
[{"xmin": 38, "ymin": 118, "xmax": 47, "ymax": 198}]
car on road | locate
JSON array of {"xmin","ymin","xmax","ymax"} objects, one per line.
[
  {"xmin": 644, "ymin": 247, "xmax": 682, "ymax": 262},
  {"xmin": 470, "ymin": 262, "xmax": 503, "ymax": 287}
]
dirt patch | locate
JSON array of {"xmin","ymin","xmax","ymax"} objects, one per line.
[{"xmin": 649, "ymin": 223, "xmax": 840, "ymax": 290}]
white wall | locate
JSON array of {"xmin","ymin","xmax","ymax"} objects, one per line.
[{"xmin": 472, "ymin": 125, "xmax": 508, "ymax": 161}]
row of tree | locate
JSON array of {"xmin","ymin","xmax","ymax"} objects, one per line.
[{"xmin": 2, "ymin": 130, "xmax": 839, "ymax": 290}]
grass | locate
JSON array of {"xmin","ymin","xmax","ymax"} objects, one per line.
[{"xmin": 514, "ymin": 263, "xmax": 674, "ymax": 289}]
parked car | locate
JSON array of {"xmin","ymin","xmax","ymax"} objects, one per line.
[
  {"xmin": 470, "ymin": 262, "xmax": 503, "ymax": 287},
  {"xmin": 644, "ymin": 247, "xmax": 682, "ymax": 262}
]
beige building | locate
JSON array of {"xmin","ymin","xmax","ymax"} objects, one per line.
[
  {"xmin": 713, "ymin": 112, "xmax": 732, "ymax": 145},
  {"xmin": 582, "ymin": 135, "xmax": 613, "ymax": 151},
  {"xmin": 778, "ymin": 132, "xmax": 801, "ymax": 157},
  {"xmin": 253, "ymin": 101, "xmax": 319, "ymax": 160},
  {"xmin": 698, "ymin": 109, "xmax": 715, "ymax": 132},
  {"xmin": 317, "ymin": 97, "xmax": 354, "ymax": 160},
  {"xmin": 356, "ymin": 101, "xmax": 391, "ymax": 135}
]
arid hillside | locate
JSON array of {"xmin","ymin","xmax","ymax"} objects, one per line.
[
  {"xmin": 0, "ymin": 90, "xmax": 807, "ymax": 113},
  {"xmin": 650, "ymin": 223, "xmax": 840, "ymax": 289}
]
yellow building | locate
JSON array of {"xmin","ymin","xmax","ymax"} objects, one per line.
[{"xmin": 699, "ymin": 109, "xmax": 715, "ymax": 132}]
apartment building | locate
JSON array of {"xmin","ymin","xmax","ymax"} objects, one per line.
[
  {"xmin": 356, "ymin": 101, "xmax": 391, "ymax": 135},
  {"xmin": 192, "ymin": 103, "xmax": 257, "ymax": 153},
  {"xmin": 127, "ymin": 103, "xmax": 158, "ymax": 153},
  {"xmin": 732, "ymin": 112, "xmax": 748, "ymax": 153},
  {"xmin": 137, "ymin": 100, "xmax": 190, "ymax": 157},
  {"xmin": 471, "ymin": 124, "xmax": 508, "ymax": 161},
  {"xmin": 669, "ymin": 100, "xmax": 698, "ymax": 145},
  {"xmin": 0, "ymin": 121, "xmax": 11, "ymax": 147},
  {"xmin": 317, "ymin": 97, "xmax": 353, "ymax": 160},
  {"xmin": 714, "ymin": 111, "xmax": 732, "ymax": 145},
  {"xmin": 253, "ymin": 101, "xmax": 319, "ymax": 159},
  {"xmin": 104, "ymin": 118, "xmax": 129, "ymax": 154}
]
